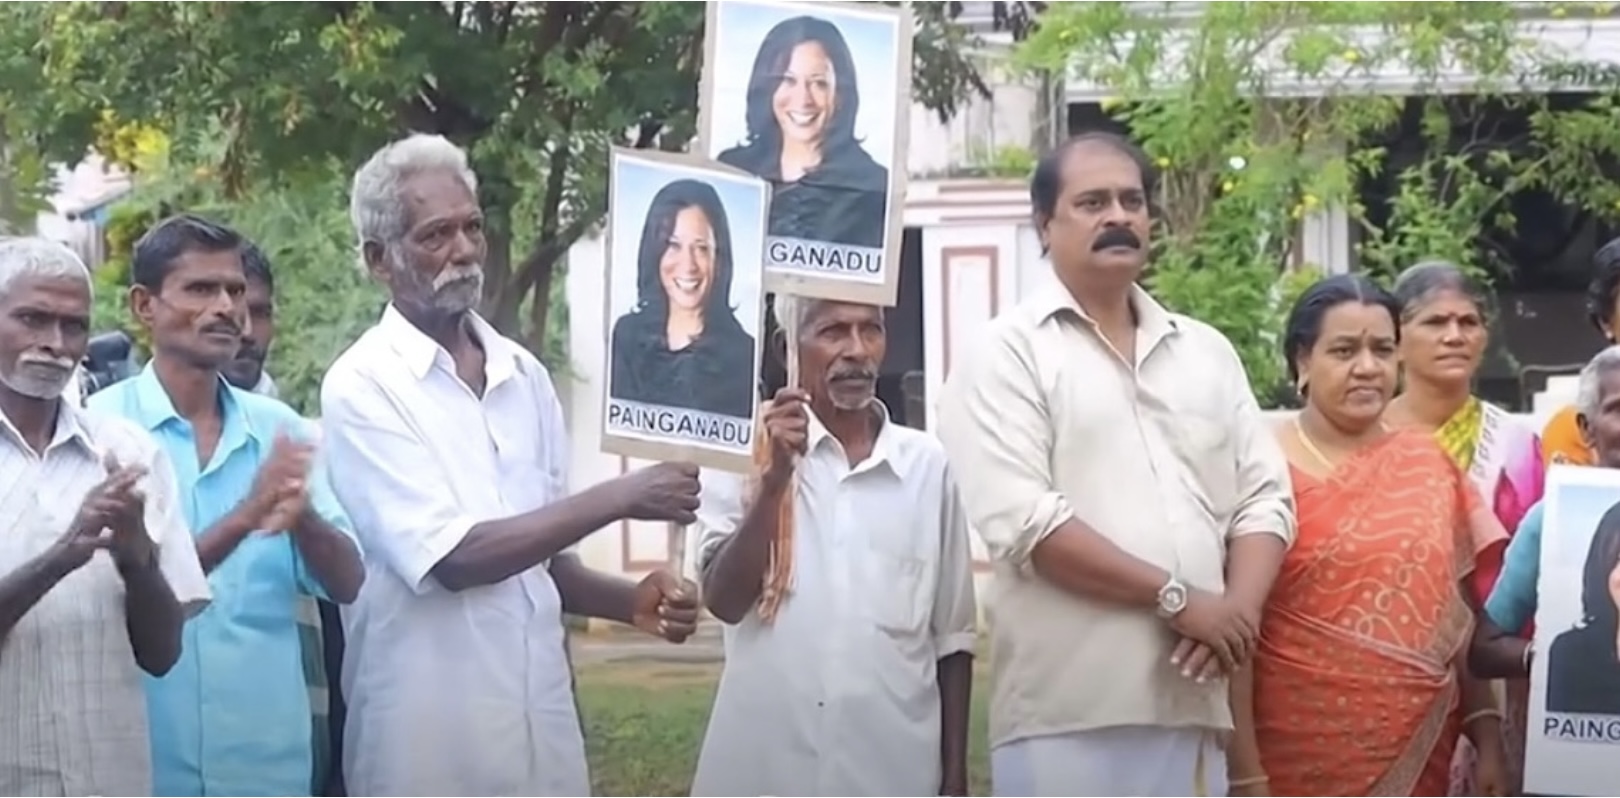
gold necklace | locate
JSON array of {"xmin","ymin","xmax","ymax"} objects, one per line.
[
  {"xmin": 1293, "ymin": 416, "xmax": 1338, "ymax": 470},
  {"xmin": 1293, "ymin": 414, "xmax": 1388, "ymax": 471}
]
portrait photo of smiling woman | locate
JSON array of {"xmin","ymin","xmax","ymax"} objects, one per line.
[
  {"xmin": 702, "ymin": 0, "xmax": 909, "ymax": 305},
  {"xmin": 603, "ymin": 152, "xmax": 770, "ymax": 465}
]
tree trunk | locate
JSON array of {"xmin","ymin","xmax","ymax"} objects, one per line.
[{"xmin": 524, "ymin": 252, "xmax": 557, "ymax": 358}]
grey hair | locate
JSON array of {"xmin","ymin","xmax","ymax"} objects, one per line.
[
  {"xmin": 0, "ymin": 237, "xmax": 93, "ymax": 301},
  {"xmin": 772, "ymin": 293, "xmax": 817, "ymax": 344},
  {"xmin": 1391, "ymin": 260, "xmax": 1491, "ymax": 323},
  {"xmin": 348, "ymin": 133, "xmax": 480, "ymax": 271},
  {"xmin": 1577, "ymin": 345, "xmax": 1620, "ymax": 420},
  {"xmin": 771, "ymin": 294, "xmax": 889, "ymax": 343}
]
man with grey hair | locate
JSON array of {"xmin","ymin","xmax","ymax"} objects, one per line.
[
  {"xmin": 0, "ymin": 236, "xmax": 211, "ymax": 795},
  {"xmin": 692, "ymin": 294, "xmax": 979, "ymax": 796},
  {"xmin": 1474, "ymin": 344, "xmax": 1620, "ymax": 683},
  {"xmin": 320, "ymin": 133, "xmax": 704, "ymax": 796}
]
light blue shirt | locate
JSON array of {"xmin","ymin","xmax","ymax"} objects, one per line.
[
  {"xmin": 1485, "ymin": 499, "xmax": 1543, "ymax": 634},
  {"xmin": 88, "ymin": 364, "xmax": 359, "ymax": 797}
]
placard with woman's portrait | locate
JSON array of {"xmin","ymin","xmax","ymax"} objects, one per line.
[
  {"xmin": 601, "ymin": 148, "xmax": 771, "ymax": 473},
  {"xmin": 1524, "ymin": 465, "xmax": 1620, "ymax": 796},
  {"xmin": 699, "ymin": 0, "xmax": 912, "ymax": 307}
]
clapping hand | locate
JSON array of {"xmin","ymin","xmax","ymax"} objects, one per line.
[
  {"xmin": 57, "ymin": 456, "xmax": 149, "ymax": 571},
  {"xmin": 99, "ymin": 454, "xmax": 156, "ymax": 569},
  {"xmin": 246, "ymin": 433, "xmax": 315, "ymax": 533}
]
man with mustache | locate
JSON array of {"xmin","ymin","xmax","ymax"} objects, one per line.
[
  {"xmin": 935, "ymin": 132, "xmax": 1296, "ymax": 796},
  {"xmin": 87, "ymin": 214, "xmax": 366, "ymax": 797},
  {"xmin": 691, "ymin": 294, "xmax": 979, "ymax": 796},
  {"xmin": 0, "ymin": 236, "xmax": 211, "ymax": 795},
  {"xmin": 320, "ymin": 133, "xmax": 704, "ymax": 796},
  {"xmin": 221, "ymin": 241, "xmax": 280, "ymax": 399}
]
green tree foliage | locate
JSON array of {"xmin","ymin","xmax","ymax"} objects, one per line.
[
  {"xmin": 0, "ymin": 17, "xmax": 55, "ymax": 235},
  {"xmin": 1016, "ymin": 1, "xmax": 1620, "ymax": 403},
  {"xmin": 8, "ymin": 0, "xmax": 1038, "ymax": 359}
]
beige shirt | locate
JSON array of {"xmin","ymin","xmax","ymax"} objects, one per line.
[
  {"xmin": 0, "ymin": 400, "xmax": 212, "ymax": 796},
  {"xmin": 935, "ymin": 282, "xmax": 1295, "ymax": 748},
  {"xmin": 691, "ymin": 406, "xmax": 978, "ymax": 795}
]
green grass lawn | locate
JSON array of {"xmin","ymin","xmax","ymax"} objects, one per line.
[{"xmin": 575, "ymin": 660, "xmax": 995, "ymax": 796}]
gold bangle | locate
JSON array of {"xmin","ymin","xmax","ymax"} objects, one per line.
[
  {"xmin": 1464, "ymin": 708, "xmax": 1503, "ymax": 727},
  {"xmin": 1229, "ymin": 775, "xmax": 1270, "ymax": 788}
]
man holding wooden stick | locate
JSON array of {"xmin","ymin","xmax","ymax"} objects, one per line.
[
  {"xmin": 692, "ymin": 294, "xmax": 978, "ymax": 796},
  {"xmin": 320, "ymin": 133, "xmax": 704, "ymax": 797}
]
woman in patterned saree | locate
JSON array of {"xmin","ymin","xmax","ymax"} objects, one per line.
[
  {"xmin": 1384, "ymin": 262, "xmax": 1544, "ymax": 795},
  {"xmin": 1227, "ymin": 275, "xmax": 1509, "ymax": 797}
]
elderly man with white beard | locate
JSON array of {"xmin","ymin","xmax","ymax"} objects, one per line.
[
  {"xmin": 320, "ymin": 134, "xmax": 706, "ymax": 796},
  {"xmin": 0, "ymin": 236, "xmax": 211, "ymax": 796}
]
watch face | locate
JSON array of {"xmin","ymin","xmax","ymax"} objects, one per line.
[{"xmin": 1161, "ymin": 583, "xmax": 1188, "ymax": 614}]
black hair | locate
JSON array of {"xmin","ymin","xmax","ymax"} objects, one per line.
[
  {"xmin": 1391, "ymin": 260, "xmax": 1491, "ymax": 323},
  {"xmin": 241, "ymin": 240, "xmax": 273, "ymax": 294},
  {"xmin": 632, "ymin": 179, "xmax": 743, "ymax": 335},
  {"xmin": 1587, "ymin": 237, "xmax": 1620, "ymax": 335},
  {"xmin": 738, "ymin": 16, "xmax": 863, "ymax": 165},
  {"xmin": 1282, "ymin": 273, "xmax": 1401, "ymax": 385},
  {"xmin": 1030, "ymin": 131, "xmax": 1158, "ymax": 229},
  {"xmin": 1581, "ymin": 500, "xmax": 1620, "ymax": 633},
  {"xmin": 130, "ymin": 213, "xmax": 246, "ymax": 291}
]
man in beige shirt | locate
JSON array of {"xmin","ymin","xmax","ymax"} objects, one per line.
[{"xmin": 935, "ymin": 132, "xmax": 1297, "ymax": 796}]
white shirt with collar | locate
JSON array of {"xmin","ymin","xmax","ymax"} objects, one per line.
[
  {"xmin": 936, "ymin": 281, "xmax": 1295, "ymax": 796},
  {"xmin": 319, "ymin": 305, "xmax": 586, "ymax": 797},
  {"xmin": 0, "ymin": 398, "xmax": 212, "ymax": 796},
  {"xmin": 691, "ymin": 403, "xmax": 979, "ymax": 797}
]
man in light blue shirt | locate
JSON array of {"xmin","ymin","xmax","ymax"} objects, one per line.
[
  {"xmin": 219, "ymin": 238, "xmax": 345, "ymax": 797},
  {"xmin": 89, "ymin": 214, "xmax": 366, "ymax": 796},
  {"xmin": 1474, "ymin": 345, "xmax": 1620, "ymax": 676}
]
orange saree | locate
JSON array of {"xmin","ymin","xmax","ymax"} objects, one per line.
[{"xmin": 1252, "ymin": 430, "xmax": 1506, "ymax": 796}]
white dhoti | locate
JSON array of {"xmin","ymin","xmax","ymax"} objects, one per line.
[{"xmin": 990, "ymin": 726, "xmax": 1228, "ymax": 797}]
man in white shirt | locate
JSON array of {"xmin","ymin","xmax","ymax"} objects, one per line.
[
  {"xmin": 320, "ymin": 133, "xmax": 704, "ymax": 797},
  {"xmin": 935, "ymin": 132, "xmax": 1297, "ymax": 796},
  {"xmin": 692, "ymin": 295, "xmax": 979, "ymax": 796},
  {"xmin": 0, "ymin": 236, "xmax": 212, "ymax": 796}
]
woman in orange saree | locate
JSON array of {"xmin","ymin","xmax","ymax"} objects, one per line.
[
  {"xmin": 1385, "ymin": 262, "xmax": 1544, "ymax": 796},
  {"xmin": 1227, "ymin": 275, "xmax": 1509, "ymax": 797}
]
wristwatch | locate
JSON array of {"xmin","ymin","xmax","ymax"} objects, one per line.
[{"xmin": 1156, "ymin": 575, "xmax": 1189, "ymax": 619}]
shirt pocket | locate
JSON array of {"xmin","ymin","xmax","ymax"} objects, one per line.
[
  {"xmin": 1172, "ymin": 413, "xmax": 1238, "ymax": 516},
  {"xmin": 225, "ymin": 535, "xmax": 300, "ymax": 629},
  {"xmin": 864, "ymin": 548, "xmax": 930, "ymax": 637}
]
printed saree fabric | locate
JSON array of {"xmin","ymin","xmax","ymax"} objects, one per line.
[
  {"xmin": 1434, "ymin": 397, "xmax": 1545, "ymax": 606},
  {"xmin": 1253, "ymin": 430, "xmax": 1505, "ymax": 797},
  {"xmin": 1436, "ymin": 397, "xmax": 1542, "ymax": 797}
]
